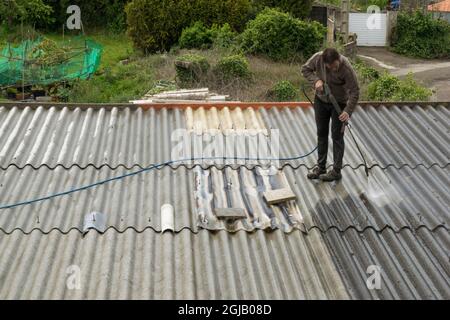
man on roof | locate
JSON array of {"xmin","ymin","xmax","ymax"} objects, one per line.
[{"xmin": 301, "ymin": 48, "xmax": 360, "ymax": 182}]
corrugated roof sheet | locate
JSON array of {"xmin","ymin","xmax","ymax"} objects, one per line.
[
  {"xmin": 0, "ymin": 102, "xmax": 449, "ymax": 299},
  {"xmin": 0, "ymin": 165, "xmax": 447, "ymax": 233},
  {"xmin": 323, "ymin": 226, "xmax": 450, "ymax": 299},
  {"xmin": 0, "ymin": 229, "xmax": 349, "ymax": 300},
  {"xmin": 1, "ymin": 104, "xmax": 447, "ymax": 169},
  {"xmin": 428, "ymin": 0, "xmax": 450, "ymax": 12},
  {"xmin": 1, "ymin": 227, "xmax": 447, "ymax": 299},
  {"xmin": 0, "ymin": 166, "xmax": 308, "ymax": 233}
]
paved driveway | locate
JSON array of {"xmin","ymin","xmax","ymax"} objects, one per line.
[{"xmin": 357, "ymin": 47, "xmax": 450, "ymax": 101}]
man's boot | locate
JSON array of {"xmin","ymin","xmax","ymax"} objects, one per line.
[
  {"xmin": 307, "ymin": 166, "xmax": 326, "ymax": 180},
  {"xmin": 319, "ymin": 169, "xmax": 342, "ymax": 182}
]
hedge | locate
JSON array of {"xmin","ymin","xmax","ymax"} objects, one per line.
[
  {"xmin": 126, "ymin": 0, "xmax": 252, "ymax": 53},
  {"xmin": 392, "ymin": 11, "xmax": 450, "ymax": 59},
  {"xmin": 239, "ymin": 8, "xmax": 326, "ymax": 61}
]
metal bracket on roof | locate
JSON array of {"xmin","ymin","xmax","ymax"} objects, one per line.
[{"xmin": 83, "ymin": 212, "xmax": 106, "ymax": 234}]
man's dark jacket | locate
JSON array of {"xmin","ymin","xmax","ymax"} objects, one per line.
[{"xmin": 301, "ymin": 51, "xmax": 359, "ymax": 115}]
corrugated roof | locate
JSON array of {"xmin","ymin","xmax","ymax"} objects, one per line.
[
  {"xmin": 0, "ymin": 102, "xmax": 449, "ymax": 299},
  {"xmin": 1, "ymin": 104, "xmax": 447, "ymax": 169},
  {"xmin": 0, "ymin": 165, "xmax": 447, "ymax": 233},
  {"xmin": 0, "ymin": 228, "xmax": 350, "ymax": 299},
  {"xmin": 428, "ymin": 0, "xmax": 450, "ymax": 12},
  {"xmin": 0, "ymin": 227, "xmax": 447, "ymax": 299},
  {"xmin": 322, "ymin": 226, "xmax": 450, "ymax": 299}
]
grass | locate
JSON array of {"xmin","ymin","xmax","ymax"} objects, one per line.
[
  {"xmin": 69, "ymin": 57, "xmax": 155, "ymax": 103},
  {"xmin": 1, "ymin": 25, "xmax": 314, "ymax": 102},
  {"xmin": 148, "ymin": 47, "xmax": 311, "ymax": 102},
  {"xmin": 46, "ymin": 32, "xmax": 133, "ymax": 70},
  {"xmin": 4, "ymin": 28, "xmax": 425, "ymax": 103},
  {"xmin": 0, "ymin": 28, "xmax": 147, "ymax": 103},
  {"xmin": 0, "ymin": 27, "xmax": 324, "ymax": 103},
  {"xmin": 44, "ymin": 31, "xmax": 155, "ymax": 103},
  {"xmin": 0, "ymin": 27, "xmax": 133, "ymax": 70},
  {"xmin": 1, "ymin": 29, "xmax": 429, "ymax": 103}
]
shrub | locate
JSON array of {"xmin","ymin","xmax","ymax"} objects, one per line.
[
  {"xmin": 251, "ymin": 0, "xmax": 313, "ymax": 19},
  {"xmin": 0, "ymin": 24, "xmax": 39, "ymax": 43},
  {"xmin": 239, "ymin": 8, "xmax": 326, "ymax": 61},
  {"xmin": 392, "ymin": 11, "xmax": 450, "ymax": 59},
  {"xmin": 367, "ymin": 72, "xmax": 432, "ymax": 101},
  {"xmin": 0, "ymin": 0, "xmax": 54, "ymax": 28},
  {"xmin": 215, "ymin": 54, "xmax": 251, "ymax": 82},
  {"xmin": 175, "ymin": 54, "xmax": 210, "ymax": 85},
  {"xmin": 367, "ymin": 72, "xmax": 399, "ymax": 100},
  {"xmin": 267, "ymin": 80, "xmax": 298, "ymax": 101},
  {"xmin": 126, "ymin": 0, "xmax": 183, "ymax": 54},
  {"xmin": 352, "ymin": 0, "xmax": 388, "ymax": 11},
  {"xmin": 191, "ymin": 0, "xmax": 253, "ymax": 32},
  {"xmin": 179, "ymin": 22, "xmax": 237, "ymax": 50},
  {"xmin": 126, "ymin": 0, "xmax": 252, "ymax": 53},
  {"xmin": 391, "ymin": 74, "xmax": 433, "ymax": 101},
  {"xmin": 104, "ymin": 0, "xmax": 129, "ymax": 31},
  {"xmin": 352, "ymin": 59, "xmax": 380, "ymax": 83},
  {"xmin": 68, "ymin": 58, "xmax": 155, "ymax": 103},
  {"xmin": 179, "ymin": 22, "xmax": 213, "ymax": 49},
  {"xmin": 41, "ymin": 0, "xmax": 128, "ymax": 31},
  {"xmin": 210, "ymin": 23, "xmax": 237, "ymax": 48}
]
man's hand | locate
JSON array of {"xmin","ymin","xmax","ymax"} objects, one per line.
[
  {"xmin": 314, "ymin": 79, "xmax": 324, "ymax": 93},
  {"xmin": 339, "ymin": 111, "xmax": 350, "ymax": 122}
]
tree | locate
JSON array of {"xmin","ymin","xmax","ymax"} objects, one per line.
[
  {"xmin": 126, "ymin": 0, "xmax": 252, "ymax": 53},
  {"xmin": 251, "ymin": 0, "xmax": 314, "ymax": 19},
  {"xmin": 0, "ymin": 0, "xmax": 53, "ymax": 29}
]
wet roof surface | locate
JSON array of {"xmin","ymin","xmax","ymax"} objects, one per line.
[{"xmin": 0, "ymin": 102, "xmax": 448, "ymax": 299}]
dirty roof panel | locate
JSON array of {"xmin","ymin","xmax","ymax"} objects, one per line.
[
  {"xmin": 0, "ymin": 166, "xmax": 308, "ymax": 233},
  {"xmin": 0, "ymin": 165, "xmax": 447, "ymax": 233},
  {"xmin": 1, "ymin": 227, "xmax": 448, "ymax": 300},
  {"xmin": 0, "ymin": 106, "xmax": 187, "ymax": 169},
  {"xmin": 260, "ymin": 104, "xmax": 449, "ymax": 169},
  {"xmin": 0, "ymin": 104, "xmax": 448, "ymax": 169},
  {"xmin": 0, "ymin": 102, "xmax": 449, "ymax": 300},
  {"xmin": 0, "ymin": 229, "xmax": 350, "ymax": 300}
]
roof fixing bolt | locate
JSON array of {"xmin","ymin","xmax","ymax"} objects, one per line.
[{"xmin": 83, "ymin": 211, "xmax": 106, "ymax": 234}]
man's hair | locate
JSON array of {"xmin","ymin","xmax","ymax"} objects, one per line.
[{"xmin": 322, "ymin": 48, "xmax": 340, "ymax": 64}]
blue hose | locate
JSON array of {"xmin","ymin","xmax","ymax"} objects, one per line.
[{"xmin": 0, "ymin": 147, "xmax": 317, "ymax": 210}]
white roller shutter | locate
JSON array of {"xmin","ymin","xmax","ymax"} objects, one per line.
[{"xmin": 349, "ymin": 13, "xmax": 387, "ymax": 46}]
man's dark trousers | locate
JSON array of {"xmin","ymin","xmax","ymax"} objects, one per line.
[{"xmin": 314, "ymin": 95, "xmax": 346, "ymax": 172}]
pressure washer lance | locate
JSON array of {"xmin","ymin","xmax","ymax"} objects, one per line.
[{"xmin": 302, "ymin": 83, "xmax": 370, "ymax": 178}]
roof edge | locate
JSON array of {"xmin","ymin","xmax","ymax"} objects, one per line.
[{"xmin": 0, "ymin": 101, "xmax": 449, "ymax": 110}]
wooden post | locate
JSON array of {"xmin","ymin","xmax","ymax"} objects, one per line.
[
  {"xmin": 341, "ymin": 0, "xmax": 350, "ymax": 43},
  {"xmin": 327, "ymin": 12, "xmax": 335, "ymax": 44}
]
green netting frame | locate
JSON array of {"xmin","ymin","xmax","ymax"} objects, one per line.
[{"xmin": 0, "ymin": 37, "xmax": 102, "ymax": 86}]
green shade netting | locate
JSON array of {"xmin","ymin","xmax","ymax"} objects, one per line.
[{"xmin": 0, "ymin": 37, "xmax": 102, "ymax": 86}]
